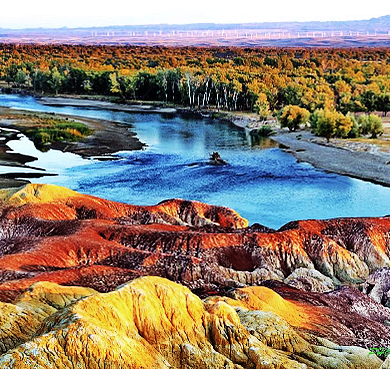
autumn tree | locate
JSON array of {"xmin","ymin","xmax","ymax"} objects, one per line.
[
  {"xmin": 254, "ymin": 92, "xmax": 271, "ymax": 120},
  {"xmin": 335, "ymin": 112, "xmax": 354, "ymax": 138},
  {"xmin": 1, "ymin": 44, "xmax": 390, "ymax": 118},
  {"xmin": 278, "ymin": 105, "xmax": 310, "ymax": 131},
  {"xmin": 48, "ymin": 67, "xmax": 63, "ymax": 95},
  {"xmin": 312, "ymin": 109, "xmax": 336, "ymax": 142},
  {"xmin": 109, "ymin": 73, "xmax": 121, "ymax": 96}
]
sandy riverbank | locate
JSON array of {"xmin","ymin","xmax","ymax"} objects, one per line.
[{"xmin": 225, "ymin": 111, "xmax": 390, "ymax": 187}]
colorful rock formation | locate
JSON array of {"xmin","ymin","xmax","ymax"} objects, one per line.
[
  {"xmin": 0, "ymin": 276, "xmax": 386, "ymax": 368},
  {"xmin": 1, "ymin": 184, "xmax": 390, "ymax": 367}
]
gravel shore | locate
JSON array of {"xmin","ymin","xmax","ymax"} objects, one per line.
[{"xmin": 272, "ymin": 130, "xmax": 390, "ymax": 187}]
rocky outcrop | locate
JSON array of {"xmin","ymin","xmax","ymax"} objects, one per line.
[
  {"xmin": 260, "ymin": 280, "xmax": 390, "ymax": 349},
  {"xmin": 363, "ymin": 267, "xmax": 390, "ymax": 308},
  {"xmin": 0, "ymin": 183, "xmax": 248, "ymax": 228},
  {"xmin": 0, "ymin": 184, "xmax": 389, "ymax": 303},
  {"xmin": 0, "ymin": 282, "xmax": 95, "ymax": 355},
  {"xmin": 284, "ymin": 268, "xmax": 335, "ymax": 292},
  {"xmin": 0, "ymin": 276, "xmax": 385, "ymax": 368}
]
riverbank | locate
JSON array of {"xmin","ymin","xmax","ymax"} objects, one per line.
[
  {"xmin": 224, "ymin": 109, "xmax": 390, "ymax": 187},
  {"xmin": 2, "ymin": 95, "xmax": 390, "ymax": 190},
  {"xmin": 272, "ymin": 130, "xmax": 390, "ymax": 187},
  {"xmin": 0, "ymin": 106, "xmax": 145, "ymax": 188}
]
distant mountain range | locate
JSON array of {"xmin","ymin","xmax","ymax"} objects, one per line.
[{"xmin": 1, "ymin": 15, "xmax": 389, "ymax": 47}]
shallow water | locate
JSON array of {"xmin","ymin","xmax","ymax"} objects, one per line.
[{"xmin": 1, "ymin": 94, "xmax": 390, "ymax": 229}]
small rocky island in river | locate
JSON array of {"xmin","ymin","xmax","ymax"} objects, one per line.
[{"xmin": 209, "ymin": 151, "xmax": 227, "ymax": 165}]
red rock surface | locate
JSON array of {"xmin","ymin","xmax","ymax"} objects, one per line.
[
  {"xmin": 1, "ymin": 184, "xmax": 389, "ymax": 298},
  {"xmin": 1, "ymin": 184, "xmax": 390, "ymax": 362}
]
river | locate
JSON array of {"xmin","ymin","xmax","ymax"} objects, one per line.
[{"xmin": 1, "ymin": 93, "xmax": 390, "ymax": 229}]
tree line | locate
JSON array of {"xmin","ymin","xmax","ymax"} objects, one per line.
[
  {"xmin": 278, "ymin": 105, "xmax": 383, "ymax": 142},
  {"xmin": 1, "ymin": 44, "xmax": 389, "ymax": 140}
]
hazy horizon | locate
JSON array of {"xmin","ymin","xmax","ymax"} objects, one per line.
[
  {"xmin": 0, "ymin": 0, "xmax": 389, "ymax": 29},
  {"xmin": 1, "ymin": 15, "xmax": 390, "ymax": 31}
]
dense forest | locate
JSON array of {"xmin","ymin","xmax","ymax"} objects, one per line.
[{"xmin": 1, "ymin": 44, "xmax": 389, "ymax": 138}]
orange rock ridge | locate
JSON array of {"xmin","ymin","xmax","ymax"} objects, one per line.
[{"xmin": 1, "ymin": 184, "xmax": 390, "ymax": 368}]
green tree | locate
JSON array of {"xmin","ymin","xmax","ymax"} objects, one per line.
[
  {"xmin": 14, "ymin": 70, "xmax": 28, "ymax": 87},
  {"xmin": 133, "ymin": 71, "xmax": 159, "ymax": 101},
  {"xmin": 64, "ymin": 67, "xmax": 89, "ymax": 94},
  {"xmin": 359, "ymin": 90, "xmax": 378, "ymax": 113},
  {"xmin": 278, "ymin": 105, "xmax": 310, "ymax": 131},
  {"xmin": 359, "ymin": 114, "xmax": 383, "ymax": 138},
  {"xmin": 313, "ymin": 108, "xmax": 353, "ymax": 142},
  {"xmin": 33, "ymin": 70, "xmax": 50, "ymax": 93},
  {"xmin": 5, "ymin": 63, "xmax": 19, "ymax": 86},
  {"xmin": 166, "ymin": 69, "xmax": 181, "ymax": 103},
  {"xmin": 156, "ymin": 69, "xmax": 169, "ymax": 102},
  {"xmin": 48, "ymin": 67, "xmax": 63, "ymax": 95},
  {"xmin": 120, "ymin": 74, "xmax": 137, "ymax": 100},
  {"xmin": 278, "ymin": 85, "xmax": 302, "ymax": 107},
  {"xmin": 377, "ymin": 93, "xmax": 390, "ymax": 117}
]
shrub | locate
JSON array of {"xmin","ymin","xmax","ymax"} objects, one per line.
[
  {"xmin": 347, "ymin": 115, "xmax": 359, "ymax": 138},
  {"xmin": 357, "ymin": 115, "xmax": 370, "ymax": 135},
  {"xmin": 26, "ymin": 118, "xmax": 93, "ymax": 147},
  {"xmin": 250, "ymin": 125, "xmax": 276, "ymax": 137},
  {"xmin": 33, "ymin": 131, "xmax": 51, "ymax": 144}
]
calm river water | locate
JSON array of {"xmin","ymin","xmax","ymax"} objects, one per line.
[{"xmin": 1, "ymin": 94, "xmax": 390, "ymax": 229}]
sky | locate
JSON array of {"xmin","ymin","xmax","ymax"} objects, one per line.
[{"xmin": 0, "ymin": 0, "xmax": 389, "ymax": 29}]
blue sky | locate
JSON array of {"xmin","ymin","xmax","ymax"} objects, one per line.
[{"xmin": 1, "ymin": 0, "xmax": 388, "ymax": 28}]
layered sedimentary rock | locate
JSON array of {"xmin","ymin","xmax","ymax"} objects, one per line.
[
  {"xmin": 0, "ymin": 276, "xmax": 386, "ymax": 368},
  {"xmin": 0, "ymin": 184, "xmax": 389, "ymax": 302},
  {"xmin": 1, "ymin": 184, "xmax": 390, "ymax": 367}
]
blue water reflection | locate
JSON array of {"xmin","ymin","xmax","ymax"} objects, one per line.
[{"xmin": 1, "ymin": 94, "xmax": 390, "ymax": 229}]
